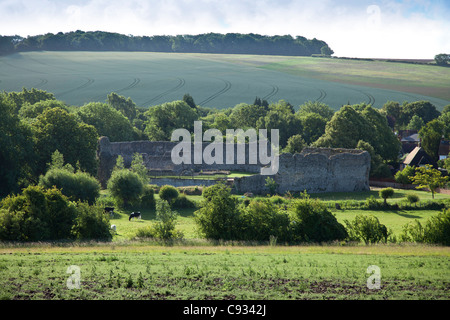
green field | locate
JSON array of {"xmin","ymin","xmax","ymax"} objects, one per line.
[
  {"xmin": 0, "ymin": 188, "xmax": 449, "ymax": 301},
  {"xmin": 1, "ymin": 51, "xmax": 448, "ymax": 110}
]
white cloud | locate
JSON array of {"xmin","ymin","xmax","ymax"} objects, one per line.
[{"xmin": 0, "ymin": 0, "xmax": 449, "ymax": 58}]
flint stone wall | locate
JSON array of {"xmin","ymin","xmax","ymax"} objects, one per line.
[{"xmin": 97, "ymin": 137, "xmax": 370, "ymax": 194}]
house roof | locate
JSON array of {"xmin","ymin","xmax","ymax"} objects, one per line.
[
  {"xmin": 401, "ymin": 133, "xmax": 420, "ymax": 142},
  {"xmin": 403, "ymin": 147, "xmax": 438, "ymax": 168}
]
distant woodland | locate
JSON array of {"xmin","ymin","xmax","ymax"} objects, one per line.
[{"xmin": 0, "ymin": 30, "xmax": 332, "ymax": 56}]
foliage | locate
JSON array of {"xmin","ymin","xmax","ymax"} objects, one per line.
[
  {"xmin": 419, "ymin": 119, "xmax": 444, "ymax": 161},
  {"xmin": 39, "ymin": 168, "xmax": 100, "ymax": 205},
  {"xmin": 194, "ymin": 184, "xmax": 241, "ymax": 240},
  {"xmin": 289, "ymin": 197, "xmax": 348, "ymax": 243},
  {"xmin": 7, "ymin": 31, "xmax": 330, "ymax": 57},
  {"xmin": 240, "ymin": 199, "xmax": 291, "ymax": 242},
  {"xmin": 171, "ymin": 193, "xmax": 197, "ymax": 209},
  {"xmin": 151, "ymin": 199, "xmax": 183, "ymax": 240},
  {"xmin": 401, "ymin": 209, "xmax": 450, "ymax": 245},
  {"xmin": 394, "ymin": 166, "xmax": 415, "ymax": 185},
  {"xmin": 379, "ymin": 188, "xmax": 394, "ymax": 205},
  {"xmin": 411, "ymin": 164, "xmax": 449, "ymax": 199},
  {"xmin": 130, "ymin": 153, "xmax": 149, "ymax": 184},
  {"xmin": 139, "ymin": 185, "xmax": 155, "ymax": 209},
  {"xmin": 434, "ymin": 53, "xmax": 450, "ymax": 66},
  {"xmin": 107, "ymin": 169, "xmax": 144, "ymax": 208},
  {"xmin": 356, "ymin": 140, "xmax": 391, "ymax": 178},
  {"xmin": 107, "ymin": 92, "xmax": 137, "ymax": 121},
  {"xmin": 344, "ymin": 215, "xmax": 389, "ymax": 244},
  {"xmin": 31, "ymin": 107, "xmax": 98, "ymax": 176},
  {"xmin": 283, "ymin": 134, "xmax": 306, "ymax": 154},
  {"xmin": 71, "ymin": 201, "xmax": 112, "ymax": 241},
  {"xmin": 406, "ymin": 194, "xmax": 420, "ymax": 206},
  {"xmin": 77, "ymin": 102, "xmax": 134, "ymax": 142},
  {"xmin": 158, "ymin": 185, "xmax": 180, "ymax": 204},
  {"xmin": 0, "ymin": 93, "xmax": 35, "ymax": 196},
  {"xmin": 265, "ymin": 177, "xmax": 279, "ymax": 195}
]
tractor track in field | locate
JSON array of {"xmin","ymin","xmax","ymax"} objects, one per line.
[
  {"xmin": 143, "ymin": 78, "xmax": 185, "ymax": 106},
  {"xmin": 198, "ymin": 79, "xmax": 232, "ymax": 106},
  {"xmin": 89, "ymin": 77, "xmax": 141, "ymax": 102},
  {"xmin": 33, "ymin": 78, "xmax": 48, "ymax": 88},
  {"xmin": 316, "ymin": 89, "xmax": 327, "ymax": 103},
  {"xmin": 57, "ymin": 78, "xmax": 95, "ymax": 97},
  {"xmin": 262, "ymin": 85, "xmax": 279, "ymax": 101}
]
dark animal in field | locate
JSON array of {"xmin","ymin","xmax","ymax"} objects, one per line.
[
  {"xmin": 104, "ymin": 207, "xmax": 115, "ymax": 218},
  {"xmin": 129, "ymin": 211, "xmax": 141, "ymax": 221}
]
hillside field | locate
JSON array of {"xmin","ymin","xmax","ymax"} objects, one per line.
[{"xmin": 0, "ymin": 51, "xmax": 448, "ymax": 110}]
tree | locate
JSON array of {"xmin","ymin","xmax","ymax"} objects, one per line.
[
  {"xmin": 394, "ymin": 165, "xmax": 415, "ymax": 185},
  {"xmin": 182, "ymin": 93, "xmax": 196, "ymax": 109},
  {"xmin": 320, "ymin": 45, "xmax": 334, "ymax": 56},
  {"xmin": 265, "ymin": 177, "xmax": 279, "ymax": 195},
  {"xmin": 107, "ymin": 169, "xmax": 144, "ymax": 207},
  {"xmin": 0, "ymin": 94, "xmax": 35, "ymax": 196},
  {"xmin": 107, "ymin": 92, "xmax": 137, "ymax": 121},
  {"xmin": 406, "ymin": 114, "xmax": 425, "ymax": 131},
  {"xmin": 411, "ymin": 164, "xmax": 449, "ymax": 199},
  {"xmin": 151, "ymin": 199, "xmax": 181, "ymax": 240},
  {"xmin": 379, "ymin": 188, "xmax": 394, "ymax": 205},
  {"xmin": 299, "ymin": 112, "xmax": 328, "ymax": 145},
  {"xmin": 130, "ymin": 153, "xmax": 149, "ymax": 184},
  {"xmin": 158, "ymin": 185, "xmax": 180, "ymax": 204},
  {"xmin": 344, "ymin": 215, "xmax": 388, "ymax": 244},
  {"xmin": 434, "ymin": 53, "xmax": 450, "ymax": 66},
  {"xmin": 77, "ymin": 102, "xmax": 134, "ymax": 142},
  {"xmin": 356, "ymin": 140, "xmax": 391, "ymax": 178},
  {"xmin": 419, "ymin": 119, "xmax": 444, "ymax": 161},
  {"xmin": 144, "ymin": 100, "xmax": 199, "ymax": 141},
  {"xmin": 32, "ymin": 107, "xmax": 98, "ymax": 176},
  {"xmin": 298, "ymin": 101, "xmax": 334, "ymax": 120},
  {"xmin": 284, "ymin": 134, "xmax": 306, "ymax": 154}
]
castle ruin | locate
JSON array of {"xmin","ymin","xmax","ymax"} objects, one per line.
[{"xmin": 97, "ymin": 136, "xmax": 371, "ymax": 194}]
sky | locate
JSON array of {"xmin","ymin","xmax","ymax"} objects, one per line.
[{"xmin": 0, "ymin": 0, "xmax": 449, "ymax": 59}]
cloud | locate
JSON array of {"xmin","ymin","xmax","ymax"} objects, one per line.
[{"xmin": 0, "ymin": 0, "xmax": 449, "ymax": 58}]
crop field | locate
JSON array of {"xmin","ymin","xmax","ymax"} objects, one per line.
[{"xmin": 0, "ymin": 51, "xmax": 448, "ymax": 110}]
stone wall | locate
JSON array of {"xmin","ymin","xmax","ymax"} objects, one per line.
[
  {"xmin": 234, "ymin": 148, "xmax": 371, "ymax": 194},
  {"xmin": 97, "ymin": 137, "xmax": 371, "ymax": 194}
]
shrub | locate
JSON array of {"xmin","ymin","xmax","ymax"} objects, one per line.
[
  {"xmin": 406, "ymin": 194, "xmax": 420, "ymax": 206},
  {"xmin": 0, "ymin": 185, "xmax": 77, "ymax": 241},
  {"xmin": 194, "ymin": 184, "xmax": 241, "ymax": 240},
  {"xmin": 39, "ymin": 168, "xmax": 100, "ymax": 205},
  {"xmin": 344, "ymin": 215, "xmax": 389, "ymax": 244},
  {"xmin": 139, "ymin": 185, "xmax": 155, "ymax": 209},
  {"xmin": 265, "ymin": 177, "xmax": 279, "ymax": 195},
  {"xmin": 394, "ymin": 166, "xmax": 415, "ymax": 184},
  {"xmin": 107, "ymin": 169, "xmax": 144, "ymax": 208},
  {"xmin": 152, "ymin": 199, "xmax": 183, "ymax": 240},
  {"xmin": 401, "ymin": 209, "xmax": 450, "ymax": 245},
  {"xmin": 158, "ymin": 185, "xmax": 179, "ymax": 204},
  {"xmin": 172, "ymin": 193, "xmax": 196, "ymax": 209},
  {"xmin": 240, "ymin": 199, "xmax": 291, "ymax": 242},
  {"xmin": 71, "ymin": 201, "xmax": 112, "ymax": 241},
  {"xmin": 289, "ymin": 197, "xmax": 348, "ymax": 243},
  {"xmin": 379, "ymin": 187, "xmax": 394, "ymax": 205}
]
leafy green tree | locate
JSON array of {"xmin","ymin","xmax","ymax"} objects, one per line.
[
  {"xmin": 130, "ymin": 153, "xmax": 149, "ymax": 184},
  {"xmin": 152, "ymin": 199, "xmax": 182, "ymax": 240},
  {"xmin": 0, "ymin": 94, "xmax": 35, "ymax": 196},
  {"xmin": 194, "ymin": 183, "xmax": 241, "ymax": 240},
  {"xmin": 406, "ymin": 114, "xmax": 425, "ymax": 131},
  {"xmin": 77, "ymin": 102, "xmax": 134, "ymax": 142},
  {"xmin": 298, "ymin": 112, "xmax": 328, "ymax": 145},
  {"xmin": 356, "ymin": 140, "xmax": 391, "ymax": 178},
  {"xmin": 182, "ymin": 93, "xmax": 196, "ymax": 109},
  {"xmin": 379, "ymin": 188, "xmax": 394, "ymax": 205},
  {"xmin": 298, "ymin": 101, "xmax": 334, "ymax": 120},
  {"xmin": 107, "ymin": 92, "xmax": 137, "ymax": 121},
  {"xmin": 283, "ymin": 134, "xmax": 306, "ymax": 154},
  {"xmin": 320, "ymin": 45, "xmax": 334, "ymax": 56},
  {"xmin": 419, "ymin": 119, "xmax": 444, "ymax": 161},
  {"xmin": 265, "ymin": 177, "xmax": 279, "ymax": 195},
  {"xmin": 434, "ymin": 53, "xmax": 450, "ymax": 66},
  {"xmin": 411, "ymin": 164, "xmax": 449, "ymax": 199},
  {"xmin": 19, "ymin": 100, "xmax": 68, "ymax": 120},
  {"xmin": 158, "ymin": 185, "xmax": 180, "ymax": 204},
  {"xmin": 229, "ymin": 103, "xmax": 268, "ymax": 129},
  {"xmin": 289, "ymin": 197, "xmax": 348, "ymax": 243},
  {"xmin": 144, "ymin": 100, "xmax": 199, "ymax": 141},
  {"xmin": 3, "ymin": 88, "xmax": 55, "ymax": 110},
  {"xmin": 107, "ymin": 169, "xmax": 144, "ymax": 208},
  {"xmin": 394, "ymin": 165, "xmax": 415, "ymax": 185},
  {"xmin": 32, "ymin": 107, "xmax": 98, "ymax": 176},
  {"xmin": 344, "ymin": 215, "xmax": 389, "ymax": 244}
]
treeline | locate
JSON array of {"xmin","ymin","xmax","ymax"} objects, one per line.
[
  {"xmin": 1, "ymin": 88, "xmax": 450, "ymax": 199},
  {"xmin": 0, "ymin": 30, "xmax": 332, "ymax": 56}
]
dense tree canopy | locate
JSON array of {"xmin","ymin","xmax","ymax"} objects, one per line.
[{"xmin": 1, "ymin": 31, "xmax": 331, "ymax": 57}]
